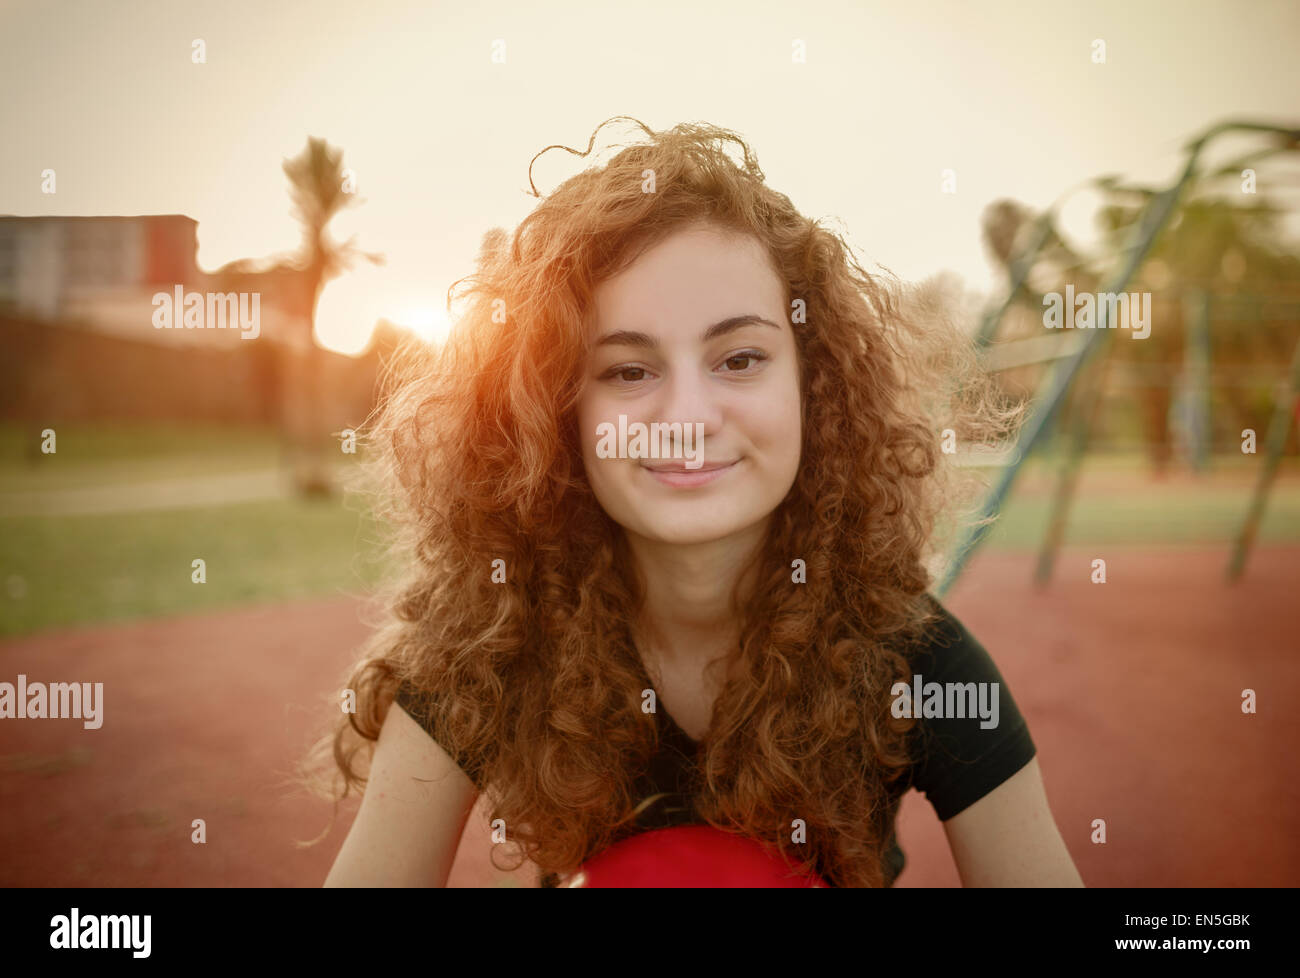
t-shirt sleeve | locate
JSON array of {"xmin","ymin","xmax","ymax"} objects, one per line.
[
  {"xmin": 904, "ymin": 596, "xmax": 1037, "ymax": 822},
  {"xmin": 391, "ymin": 678, "xmax": 484, "ymax": 789}
]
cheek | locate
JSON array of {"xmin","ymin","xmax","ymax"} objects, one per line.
[
  {"xmin": 575, "ymin": 399, "xmax": 623, "ymax": 498},
  {"xmin": 772, "ymin": 414, "xmax": 802, "ymax": 472},
  {"xmin": 758, "ymin": 373, "xmax": 802, "ymax": 459},
  {"xmin": 575, "ymin": 399, "xmax": 603, "ymax": 461}
]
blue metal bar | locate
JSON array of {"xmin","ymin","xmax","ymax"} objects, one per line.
[{"xmin": 935, "ymin": 121, "xmax": 1300, "ymax": 597}]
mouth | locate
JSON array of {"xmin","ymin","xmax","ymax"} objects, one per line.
[{"xmin": 640, "ymin": 459, "xmax": 739, "ymax": 488}]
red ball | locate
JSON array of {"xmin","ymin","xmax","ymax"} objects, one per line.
[{"xmin": 564, "ymin": 825, "xmax": 828, "ymax": 888}]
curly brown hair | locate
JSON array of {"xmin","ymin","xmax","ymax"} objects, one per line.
[{"xmin": 297, "ymin": 116, "xmax": 1025, "ymax": 887}]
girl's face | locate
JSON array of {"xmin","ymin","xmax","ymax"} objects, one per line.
[{"xmin": 576, "ymin": 222, "xmax": 803, "ymax": 547}]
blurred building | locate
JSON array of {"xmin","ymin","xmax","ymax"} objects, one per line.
[
  {"xmin": 0, "ymin": 215, "xmax": 306, "ymax": 347},
  {"xmin": 0, "ymin": 214, "xmax": 399, "ymax": 427}
]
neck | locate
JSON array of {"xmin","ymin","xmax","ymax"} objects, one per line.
[{"xmin": 625, "ymin": 520, "xmax": 768, "ymax": 669}]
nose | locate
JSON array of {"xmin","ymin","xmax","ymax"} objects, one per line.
[{"xmin": 650, "ymin": 361, "xmax": 725, "ymax": 453}]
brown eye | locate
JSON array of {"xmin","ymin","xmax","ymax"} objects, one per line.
[
  {"xmin": 720, "ymin": 350, "xmax": 768, "ymax": 372},
  {"xmin": 600, "ymin": 363, "xmax": 651, "ymax": 384}
]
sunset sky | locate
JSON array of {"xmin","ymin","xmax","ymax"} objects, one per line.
[{"xmin": 2, "ymin": 0, "xmax": 1297, "ymax": 354}]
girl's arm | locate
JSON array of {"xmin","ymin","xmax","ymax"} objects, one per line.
[
  {"xmin": 324, "ymin": 703, "xmax": 479, "ymax": 887},
  {"xmin": 940, "ymin": 757, "xmax": 1084, "ymax": 887}
]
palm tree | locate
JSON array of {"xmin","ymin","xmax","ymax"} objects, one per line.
[{"xmin": 281, "ymin": 136, "xmax": 382, "ymax": 495}]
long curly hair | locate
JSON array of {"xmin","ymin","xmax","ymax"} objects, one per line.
[{"xmin": 298, "ymin": 117, "xmax": 1026, "ymax": 887}]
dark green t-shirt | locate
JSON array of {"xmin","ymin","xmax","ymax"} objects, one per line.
[{"xmin": 393, "ymin": 594, "xmax": 1036, "ymax": 887}]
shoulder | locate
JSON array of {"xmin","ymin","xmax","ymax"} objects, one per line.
[
  {"xmin": 901, "ymin": 593, "xmax": 1037, "ymax": 822},
  {"xmin": 906, "ymin": 594, "xmax": 1000, "ymax": 678},
  {"xmin": 390, "ymin": 676, "xmax": 486, "ymax": 790}
]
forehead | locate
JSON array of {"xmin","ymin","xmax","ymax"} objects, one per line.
[{"xmin": 590, "ymin": 225, "xmax": 786, "ymax": 335}]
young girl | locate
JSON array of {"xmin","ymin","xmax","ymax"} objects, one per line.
[{"xmin": 311, "ymin": 117, "xmax": 1082, "ymax": 888}]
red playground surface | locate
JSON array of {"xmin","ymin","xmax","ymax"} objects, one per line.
[{"xmin": 2, "ymin": 545, "xmax": 1297, "ymax": 887}]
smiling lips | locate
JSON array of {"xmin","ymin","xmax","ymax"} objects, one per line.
[
  {"xmin": 641, "ymin": 459, "xmax": 738, "ymax": 487},
  {"xmin": 642, "ymin": 460, "xmax": 735, "ymax": 472}
]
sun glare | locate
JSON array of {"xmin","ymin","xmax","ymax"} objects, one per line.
[
  {"xmin": 315, "ymin": 270, "xmax": 387, "ymax": 356},
  {"xmin": 315, "ymin": 266, "xmax": 454, "ymax": 355},
  {"xmin": 392, "ymin": 305, "xmax": 453, "ymax": 345}
]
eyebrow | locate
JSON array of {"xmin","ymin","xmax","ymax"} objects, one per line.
[{"xmin": 593, "ymin": 314, "xmax": 784, "ymax": 350}]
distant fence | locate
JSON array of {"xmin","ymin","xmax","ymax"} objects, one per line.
[{"xmin": 0, "ymin": 315, "xmax": 396, "ymax": 433}]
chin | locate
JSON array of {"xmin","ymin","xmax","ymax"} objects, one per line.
[
  {"xmin": 628, "ymin": 501, "xmax": 762, "ymax": 546},
  {"xmin": 638, "ymin": 522, "xmax": 744, "ymax": 546}
]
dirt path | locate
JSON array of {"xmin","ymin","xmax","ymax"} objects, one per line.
[{"xmin": 1, "ymin": 544, "xmax": 1297, "ymax": 887}]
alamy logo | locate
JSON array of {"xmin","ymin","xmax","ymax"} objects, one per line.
[
  {"xmin": 595, "ymin": 415, "xmax": 705, "ymax": 468},
  {"xmin": 1042, "ymin": 286, "xmax": 1151, "ymax": 339},
  {"xmin": 152, "ymin": 286, "xmax": 261, "ymax": 339},
  {"xmin": 0, "ymin": 674, "xmax": 103, "ymax": 729},
  {"xmin": 890, "ymin": 674, "xmax": 1000, "ymax": 729},
  {"xmin": 50, "ymin": 908, "xmax": 150, "ymax": 958}
]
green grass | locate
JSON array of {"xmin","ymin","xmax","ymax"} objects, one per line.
[
  {"xmin": 0, "ymin": 421, "xmax": 385, "ymax": 636},
  {"xmin": 985, "ymin": 485, "xmax": 1300, "ymax": 547},
  {"xmin": 0, "ymin": 421, "xmax": 283, "ymax": 464},
  {"xmin": 994, "ymin": 447, "xmax": 1300, "ymax": 481},
  {"xmin": 966, "ymin": 447, "xmax": 1300, "ymax": 546},
  {"xmin": 4, "ymin": 474, "xmax": 1296, "ymax": 638},
  {"xmin": 0, "ymin": 497, "xmax": 392, "ymax": 637},
  {"xmin": 0, "ymin": 422, "xmax": 289, "ymax": 492},
  {"xmin": 1, "ymin": 421, "xmax": 1298, "ymax": 637}
]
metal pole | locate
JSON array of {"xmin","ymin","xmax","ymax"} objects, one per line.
[
  {"xmin": 1180, "ymin": 289, "xmax": 1212, "ymax": 474},
  {"xmin": 1227, "ymin": 332, "xmax": 1300, "ymax": 580},
  {"xmin": 1034, "ymin": 337, "xmax": 1115, "ymax": 585},
  {"xmin": 974, "ymin": 214, "xmax": 1057, "ymax": 349},
  {"xmin": 937, "ymin": 185, "xmax": 1188, "ymax": 596}
]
